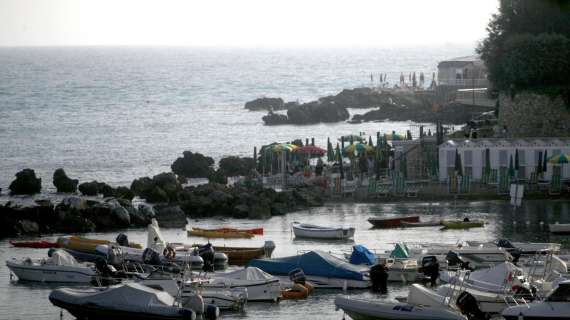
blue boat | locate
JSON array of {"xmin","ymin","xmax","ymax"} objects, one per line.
[{"xmin": 248, "ymin": 250, "xmax": 370, "ymax": 289}]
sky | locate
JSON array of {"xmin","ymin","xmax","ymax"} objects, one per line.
[{"xmin": 0, "ymin": 0, "xmax": 499, "ymax": 47}]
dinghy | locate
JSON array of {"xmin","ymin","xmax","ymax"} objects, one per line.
[
  {"xmin": 467, "ymin": 239, "xmax": 561, "ymax": 254},
  {"xmin": 439, "ymin": 262, "xmax": 525, "ymax": 293},
  {"xmin": 192, "ymin": 227, "xmax": 263, "ymax": 235},
  {"xmin": 291, "ymin": 222, "xmax": 355, "ymax": 239},
  {"xmin": 401, "ymin": 220, "xmax": 442, "ymax": 228},
  {"xmin": 441, "ymin": 219, "xmax": 485, "ymax": 229},
  {"xmin": 10, "ymin": 240, "xmax": 59, "ymax": 248},
  {"xmin": 502, "ymin": 280, "xmax": 570, "ymax": 320},
  {"xmin": 49, "ymin": 282, "xmax": 197, "ymax": 320},
  {"xmin": 367, "ymin": 216, "xmax": 420, "ymax": 228},
  {"xmin": 187, "ymin": 228, "xmax": 254, "ymax": 239},
  {"xmin": 550, "ymin": 223, "xmax": 570, "ymax": 235},
  {"xmin": 334, "ymin": 296, "xmax": 466, "ymax": 320},
  {"xmin": 6, "ymin": 249, "xmax": 96, "ymax": 283},
  {"xmin": 204, "ymin": 267, "xmax": 281, "ymax": 302},
  {"xmin": 249, "ymin": 250, "xmax": 370, "ymax": 289}
]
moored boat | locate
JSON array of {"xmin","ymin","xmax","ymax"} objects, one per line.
[
  {"xmin": 502, "ymin": 280, "xmax": 570, "ymax": 320},
  {"xmin": 187, "ymin": 228, "xmax": 254, "ymax": 239},
  {"xmin": 368, "ymin": 216, "xmax": 420, "ymax": 228},
  {"xmin": 441, "ymin": 219, "xmax": 485, "ymax": 229},
  {"xmin": 57, "ymin": 235, "xmax": 142, "ymax": 253},
  {"xmin": 7, "ymin": 249, "xmax": 96, "ymax": 283},
  {"xmin": 205, "ymin": 267, "xmax": 281, "ymax": 302},
  {"xmin": 401, "ymin": 220, "xmax": 442, "ymax": 228},
  {"xmin": 291, "ymin": 222, "xmax": 355, "ymax": 239},
  {"xmin": 10, "ymin": 240, "xmax": 59, "ymax": 248},
  {"xmin": 550, "ymin": 223, "xmax": 570, "ymax": 235},
  {"xmin": 192, "ymin": 227, "xmax": 263, "ymax": 235}
]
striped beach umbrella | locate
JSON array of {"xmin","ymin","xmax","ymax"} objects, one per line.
[{"xmin": 548, "ymin": 154, "xmax": 570, "ymax": 164}]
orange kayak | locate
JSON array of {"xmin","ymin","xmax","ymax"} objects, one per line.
[
  {"xmin": 193, "ymin": 227, "xmax": 263, "ymax": 235},
  {"xmin": 187, "ymin": 229, "xmax": 254, "ymax": 239}
]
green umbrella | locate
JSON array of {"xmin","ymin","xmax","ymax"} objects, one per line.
[
  {"xmin": 508, "ymin": 155, "xmax": 515, "ymax": 178},
  {"xmin": 548, "ymin": 154, "xmax": 570, "ymax": 164},
  {"xmin": 454, "ymin": 149, "xmax": 463, "ymax": 177},
  {"xmin": 326, "ymin": 138, "xmax": 334, "ymax": 162},
  {"xmin": 253, "ymin": 146, "xmax": 257, "ymax": 167},
  {"xmin": 335, "ymin": 143, "xmax": 344, "ymax": 179},
  {"xmin": 543, "ymin": 149, "xmax": 548, "ymax": 173},
  {"xmin": 368, "ymin": 136, "xmax": 373, "ymax": 147},
  {"xmin": 537, "ymin": 151, "xmax": 543, "ymax": 175},
  {"xmin": 484, "ymin": 148, "xmax": 491, "ymax": 175},
  {"xmin": 514, "ymin": 149, "xmax": 519, "ymax": 171}
]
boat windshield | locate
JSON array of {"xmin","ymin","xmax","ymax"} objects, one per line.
[{"xmin": 546, "ymin": 284, "xmax": 570, "ymax": 302}]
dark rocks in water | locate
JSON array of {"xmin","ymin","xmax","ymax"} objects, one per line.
[
  {"xmin": 80, "ymin": 199, "xmax": 131, "ymax": 230},
  {"xmin": 9, "ymin": 169, "xmax": 42, "ymax": 195},
  {"xmin": 154, "ymin": 204, "xmax": 187, "ymax": 228},
  {"xmin": 262, "ymin": 112, "xmax": 289, "ymax": 125},
  {"xmin": 171, "ymin": 151, "xmax": 215, "ymax": 178},
  {"xmin": 245, "ymin": 97, "xmax": 285, "ymax": 111},
  {"xmin": 52, "ymin": 168, "xmax": 79, "ymax": 193},
  {"xmin": 219, "ymin": 156, "xmax": 255, "ymax": 177},
  {"xmin": 131, "ymin": 172, "xmax": 182, "ymax": 203},
  {"xmin": 114, "ymin": 186, "xmax": 135, "ymax": 200},
  {"xmin": 130, "ymin": 177, "xmax": 154, "ymax": 197},
  {"xmin": 77, "ymin": 180, "xmax": 115, "ymax": 197},
  {"xmin": 131, "ymin": 204, "xmax": 155, "ymax": 226}
]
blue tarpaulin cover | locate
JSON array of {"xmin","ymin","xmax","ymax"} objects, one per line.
[
  {"xmin": 349, "ymin": 245, "xmax": 376, "ymax": 265},
  {"xmin": 248, "ymin": 250, "xmax": 365, "ymax": 280}
]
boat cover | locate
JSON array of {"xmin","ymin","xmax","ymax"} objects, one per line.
[
  {"xmin": 248, "ymin": 250, "xmax": 365, "ymax": 280},
  {"xmin": 50, "ymin": 282, "xmax": 176, "ymax": 312},
  {"xmin": 349, "ymin": 245, "xmax": 376, "ymax": 265},
  {"xmin": 220, "ymin": 267, "xmax": 275, "ymax": 281},
  {"xmin": 148, "ymin": 218, "xmax": 167, "ymax": 253},
  {"xmin": 49, "ymin": 249, "xmax": 80, "ymax": 267},
  {"xmin": 390, "ymin": 243, "xmax": 410, "ymax": 259},
  {"xmin": 467, "ymin": 262, "xmax": 522, "ymax": 284}
]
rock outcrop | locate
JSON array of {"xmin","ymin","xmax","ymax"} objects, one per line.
[
  {"xmin": 245, "ymin": 97, "xmax": 285, "ymax": 111},
  {"xmin": 219, "ymin": 156, "xmax": 255, "ymax": 177},
  {"xmin": 53, "ymin": 168, "xmax": 79, "ymax": 193},
  {"xmin": 9, "ymin": 169, "xmax": 42, "ymax": 195},
  {"xmin": 171, "ymin": 151, "xmax": 214, "ymax": 178},
  {"xmin": 78, "ymin": 181, "xmax": 115, "ymax": 197}
]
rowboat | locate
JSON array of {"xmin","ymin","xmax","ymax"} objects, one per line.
[
  {"xmin": 187, "ymin": 228, "xmax": 254, "ymax": 239},
  {"xmin": 57, "ymin": 236, "xmax": 142, "ymax": 253},
  {"xmin": 212, "ymin": 241, "xmax": 276, "ymax": 265},
  {"xmin": 192, "ymin": 227, "xmax": 263, "ymax": 235},
  {"xmin": 400, "ymin": 221, "xmax": 442, "ymax": 228},
  {"xmin": 441, "ymin": 219, "xmax": 485, "ymax": 229},
  {"xmin": 549, "ymin": 223, "xmax": 570, "ymax": 235},
  {"xmin": 368, "ymin": 216, "xmax": 420, "ymax": 228},
  {"xmin": 292, "ymin": 222, "xmax": 355, "ymax": 239},
  {"xmin": 10, "ymin": 240, "xmax": 59, "ymax": 248}
]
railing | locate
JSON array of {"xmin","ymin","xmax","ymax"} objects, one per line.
[{"xmin": 438, "ymin": 79, "xmax": 489, "ymax": 87}]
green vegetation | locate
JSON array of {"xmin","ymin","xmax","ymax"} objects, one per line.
[{"xmin": 477, "ymin": 0, "xmax": 570, "ymax": 92}]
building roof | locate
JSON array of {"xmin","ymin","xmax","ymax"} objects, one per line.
[
  {"xmin": 438, "ymin": 55, "xmax": 482, "ymax": 69},
  {"xmin": 440, "ymin": 138, "xmax": 570, "ymax": 149}
]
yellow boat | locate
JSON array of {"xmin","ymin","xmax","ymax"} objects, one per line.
[
  {"xmin": 187, "ymin": 228, "xmax": 254, "ymax": 239},
  {"xmin": 441, "ymin": 219, "xmax": 485, "ymax": 229},
  {"xmin": 57, "ymin": 236, "xmax": 142, "ymax": 252}
]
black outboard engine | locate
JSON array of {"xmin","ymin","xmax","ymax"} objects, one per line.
[
  {"xmin": 509, "ymin": 249, "xmax": 522, "ymax": 265},
  {"xmin": 142, "ymin": 248, "xmax": 162, "ymax": 266},
  {"xmin": 95, "ymin": 257, "xmax": 116, "ymax": 277},
  {"xmin": 116, "ymin": 233, "xmax": 129, "ymax": 247},
  {"xmin": 370, "ymin": 264, "xmax": 388, "ymax": 294},
  {"xmin": 421, "ymin": 256, "xmax": 440, "ymax": 287},
  {"xmin": 446, "ymin": 251, "xmax": 473, "ymax": 271},
  {"xmin": 496, "ymin": 239, "xmax": 514, "ymax": 249},
  {"xmin": 107, "ymin": 246, "xmax": 124, "ymax": 266},
  {"xmin": 197, "ymin": 243, "xmax": 215, "ymax": 272},
  {"xmin": 288, "ymin": 268, "xmax": 306, "ymax": 284},
  {"xmin": 456, "ymin": 291, "xmax": 488, "ymax": 320}
]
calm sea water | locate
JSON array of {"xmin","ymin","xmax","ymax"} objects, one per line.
[
  {"xmin": 1, "ymin": 200, "xmax": 569, "ymax": 320},
  {"xmin": 0, "ymin": 45, "xmax": 473, "ymax": 191}
]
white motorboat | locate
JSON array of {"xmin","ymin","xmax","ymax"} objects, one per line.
[
  {"xmin": 95, "ymin": 244, "xmax": 204, "ymax": 269},
  {"xmin": 439, "ymin": 262, "xmax": 525, "ymax": 293},
  {"xmin": 49, "ymin": 282, "xmax": 198, "ymax": 320},
  {"xmin": 6, "ymin": 249, "xmax": 96, "ymax": 283},
  {"xmin": 377, "ymin": 257, "xmax": 419, "ymax": 282},
  {"xmin": 205, "ymin": 267, "xmax": 281, "ymax": 302},
  {"xmin": 550, "ymin": 223, "xmax": 570, "ymax": 235},
  {"xmin": 502, "ymin": 280, "xmax": 570, "ymax": 320},
  {"xmin": 437, "ymin": 283, "xmax": 523, "ymax": 314},
  {"xmin": 334, "ymin": 296, "xmax": 466, "ymax": 320},
  {"xmin": 467, "ymin": 239, "xmax": 561, "ymax": 254},
  {"xmin": 292, "ymin": 222, "xmax": 355, "ymax": 240}
]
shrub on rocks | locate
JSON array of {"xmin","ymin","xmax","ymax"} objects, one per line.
[
  {"xmin": 9, "ymin": 169, "xmax": 41, "ymax": 195},
  {"xmin": 219, "ymin": 156, "xmax": 255, "ymax": 177},
  {"xmin": 52, "ymin": 168, "xmax": 78, "ymax": 193},
  {"xmin": 171, "ymin": 151, "xmax": 214, "ymax": 178}
]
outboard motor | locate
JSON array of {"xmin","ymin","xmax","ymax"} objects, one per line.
[
  {"xmin": 456, "ymin": 291, "xmax": 488, "ymax": 320},
  {"xmin": 421, "ymin": 256, "xmax": 440, "ymax": 287},
  {"xmin": 495, "ymin": 239, "xmax": 514, "ymax": 249},
  {"xmin": 446, "ymin": 251, "xmax": 473, "ymax": 271},
  {"xmin": 196, "ymin": 243, "xmax": 215, "ymax": 272},
  {"xmin": 142, "ymin": 247, "xmax": 162, "ymax": 266},
  {"xmin": 95, "ymin": 257, "xmax": 116, "ymax": 277},
  {"xmin": 370, "ymin": 264, "xmax": 388, "ymax": 294},
  {"xmin": 289, "ymin": 268, "xmax": 307, "ymax": 284},
  {"xmin": 115, "ymin": 233, "xmax": 129, "ymax": 247},
  {"xmin": 107, "ymin": 246, "xmax": 124, "ymax": 266}
]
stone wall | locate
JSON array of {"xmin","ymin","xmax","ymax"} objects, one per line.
[{"xmin": 499, "ymin": 92, "xmax": 570, "ymax": 137}]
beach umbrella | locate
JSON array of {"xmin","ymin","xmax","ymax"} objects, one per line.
[
  {"xmin": 514, "ymin": 149, "xmax": 520, "ymax": 171},
  {"xmin": 548, "ymin": 154, "xmax": 570, "ymax": 164},
  {"xmin": 293, "ymin": 145, "xmax": 326, "ymax": 157},
  {"xmin": 368, "ymin": 136, "xmax": 373, "ymax": 147},
  {"xmin": 537, "ymin": 151, "xmax": 543, "ymax": 175},
  {"xmin": 272, "ymin": 143, "xmax": 297, "ymax": 153},
  {"xmin": 387, "ymin": 131, "xmax": 404, "ymax": 141},
  {"xmin": 508, "ymin": 155, "xmax": 515, "ymax": 178},
  {"xmin": 253, "ymin": 146, "xmax": 257, "ymax": 167},
  {"xmin": 454, "ymin": 149, "xmax": 463, "ymax": 176},
  {"xmin": 543, "ymin": 149, "xmax": 548, "ymax": 173},
  {"xmin": 326, "ymin": 138, "xmax": 334, "ymax": 162},
  {"xmin": 341, "ymin": 136, "xmax": 345, "ymax": 151},
  {"xmin": 350, "ymin": 135, "xmax": 354, "ymax": 145},
  {"xmin": 344, "ymin": 143, "xmax": 373, "ymax": 156},
  {"xmin": 484, "ymin": 148, "xmax": 491, "ymax": 177},
  {"xmin": 335, "ymin": 143, "xmax": 344, "ymax": 179},
  {"xmin": 339, "ymin": 135, "xmax": 363, "ymax": 143}
]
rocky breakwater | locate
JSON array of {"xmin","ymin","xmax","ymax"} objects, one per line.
[{"xmin": 245, "ymin": 97, "xmax": 299, "ymax": 111}]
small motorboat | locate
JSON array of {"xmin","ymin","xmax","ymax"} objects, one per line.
[
  {"xmin": 249, "ymin": 250, "xmax": 370, "ymax": 289},
  {"xmin": 334, "ymin": 296, "xmax": 466, "ymax": 320},
  {"xmin": 192, "ymin": 227, "xmax": 263, "ymax": 235},
  {"xmin": 57, "ymin": 235, "xmax": 142, "ymax": 253},
  {"xmin": 401, "ymin": 220, "xmax": 442, "ymax": 228},
  {"xmin": 10, "ymin": 240, "xmax": 59, "ymax": 248},
  {"xmin": 441, "ymin": 219, "xmax": 485, "ymax": 229},
  {"xmin": 204, "ymin": 267, "xmax": 281, "ymax": 302},
  {"xmin": 6, "ymin": 249, "xmax": 97, "ymax": 283},
  {"xmin": 291, "ymin": 222, "xmax": 355, "ymax": 240},
  {"xmin": 550, "ymin": 223, "xmax": 570, "ymax": 235},
  {"xmin": 439, "ymin": 262, "xmax": 525, "ymax": 293},
  {"xmin": 467, "ymin": 239, "xmax": 562, "ymax": 254},
  {"xmin": 187, "ymin": 228, "xmax": 254, "ymax": 239},
  {"xmin": 502, "ymin": 280, "xmax": 570, "ymax": 320},
  {"xmin": 49, "ymin": 282, "xmax": 197, "ymax": 320},
  {"xmin": 368, "ymin": 216, "xmax": 420, "ymax": 228}
]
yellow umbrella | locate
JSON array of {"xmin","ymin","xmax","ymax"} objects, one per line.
[{"xmin": 548, "ymin": 154, "xmax": 570, "ymax": 164}]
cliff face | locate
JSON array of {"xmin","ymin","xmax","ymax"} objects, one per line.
[{"xmin": 499, "ymin": 92, "xmax": 570, "ymax": 137}]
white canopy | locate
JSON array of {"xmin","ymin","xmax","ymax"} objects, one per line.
[
  {"xmin": 147, "ymin": 218, "xmax": 167, "ymax": 253},
  {"xmin": 48, "ymin": 249, "xmax": 80, "ymax": 267}
]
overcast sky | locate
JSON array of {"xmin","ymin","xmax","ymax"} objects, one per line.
[{"xmin": 0, "ymin": 0, "xmax": 498, "ymax": 47}]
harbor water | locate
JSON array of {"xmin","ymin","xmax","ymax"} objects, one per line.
[{"xmin": 1, "ymin": 200, "xmax": 569, "ymax": 320}]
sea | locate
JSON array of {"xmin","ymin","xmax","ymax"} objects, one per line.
[
  {"xmin": 0, "ymin": 45, "xmax": 473, "ymax": 191},
  {"xmin": 7, "ymin": 46, "xmax": 567, "ymax": 320}
]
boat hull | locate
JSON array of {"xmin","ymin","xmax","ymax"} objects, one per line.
[
  {"xmin": 292, "ymin": 224, "xmax": 355, "ymax": 239},
  {"xmin": 6, "ymin": 261, "xmax": 95, "ymax": 283},
  {"xmin": 187, "ymin": 229, "xmax": 253, "ymax": 239},
  {"xmin": 368, "ymin": 216, "xmax": 420, "ymax": 228},
  {"xmin": 277, "ymin": 275, "xmax": 370, "ymax": 289},
  {"xmin": 550, "ymin": 224, "xmax": 570, "ymax": 235},
  {"xmin": 441, "ymin": 220, "xmax": 484, "ymax": 229}
]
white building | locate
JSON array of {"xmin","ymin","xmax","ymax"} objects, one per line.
[{"xmin": 438, "ymin": 138, "xmax": 570, "ymax": 181}]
